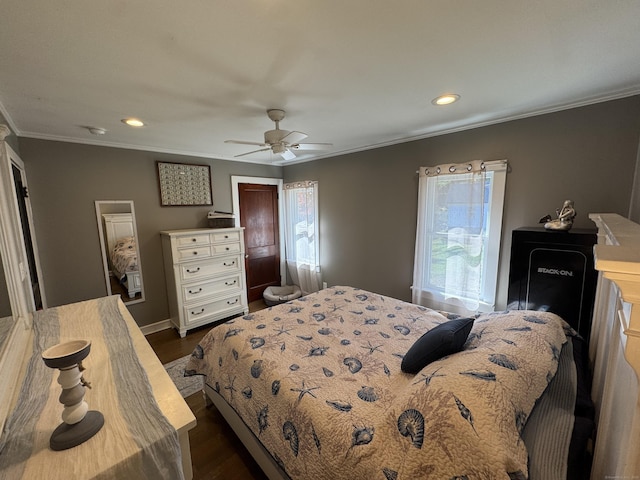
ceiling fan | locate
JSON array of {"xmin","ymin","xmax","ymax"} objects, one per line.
[{"xmin": 225, "ymin": 109, "xmax": 332, "ymax": 161}]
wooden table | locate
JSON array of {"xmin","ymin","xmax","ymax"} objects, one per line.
[{"xmin": 0, "ymin": 296, "xmax": 196, "ymax": 479}]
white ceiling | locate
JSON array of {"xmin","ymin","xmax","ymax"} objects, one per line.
[{"xmin": 1, "ymin": 1, "xmax": 640, "ymax": 165}]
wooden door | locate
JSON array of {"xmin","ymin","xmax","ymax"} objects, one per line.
[{"xmin": 238, "ymin": 183, "xmax": 280, "ymax": 302}]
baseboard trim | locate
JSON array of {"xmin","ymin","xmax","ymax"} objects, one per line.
[{"xmin": 141, "ymin": 319, "xmax": 172, "ymax": 336}]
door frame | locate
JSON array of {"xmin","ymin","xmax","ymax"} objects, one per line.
[
  {"xmin": 231, "ymin": 176, "xmax": 286, "ymax": 287},
  {"xmin": 9, "ymin": 150, "xmax": 46, "ymax": 310},
  {"xmin": 0, "ymin": 126, "xmax": 42, "ymax": 436},
  {"xmin": 1, "ymin": 137, "xmax": 46, "ymax": 314}
]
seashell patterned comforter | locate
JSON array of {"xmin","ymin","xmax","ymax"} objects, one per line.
[{"xmin": 186, "ymin": 286, "xmax": 570, "ymax": 479}]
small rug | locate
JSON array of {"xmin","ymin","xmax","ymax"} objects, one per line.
[{"xmin": 164, "ymin": 354, "xmax": 204, "ymax": 398}]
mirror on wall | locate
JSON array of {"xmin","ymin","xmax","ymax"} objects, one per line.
[{"xmin": 95, "ymin": 200, "xmax": 145, "ymax": 305}]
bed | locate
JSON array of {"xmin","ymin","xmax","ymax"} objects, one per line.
[
  {"xmin": 185, "ymin": 213, "xmax": 640, "ymax": 479},
  {"xmin": 102, "ymin": 213, "xmax": 142, "ymax": 299}
]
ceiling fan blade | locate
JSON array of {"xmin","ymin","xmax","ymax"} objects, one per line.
[
  {"xmin": 225, "ymin": 140, "xmax": 267, "ymax": 147},
  {"xmin": 280, "ymin": 130, "xmax": 308, "ymax": 145},
  {"xmin": 280, "ymin": 149, "xmax": 296, "ymax": 161},
  {"xmin": 234, "ymin": 147, "xmax": 272, "ymax": 158},
  {"xmin": 291, "ymin": 142, "xmax": 333, "ymax": 151}
]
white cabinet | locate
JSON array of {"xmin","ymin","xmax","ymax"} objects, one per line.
[{"xmin": 161, "ymin": 228, "xmax": 249, "ymax": 337}]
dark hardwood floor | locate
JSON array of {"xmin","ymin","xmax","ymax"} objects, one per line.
[{"xmin": 146, "ymin": 299, "xmax": 269, "ymax": 480}]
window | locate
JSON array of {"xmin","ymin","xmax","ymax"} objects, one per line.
[
  {"xmin": 412, "ymin": 160, "xmax": 507, "ymax": 314},
  {"xmin": 283, "ymin": 181, "xmax": 321, "ymax": 294}
]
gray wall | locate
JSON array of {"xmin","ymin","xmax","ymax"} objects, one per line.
[
  {"xmin": 284, "ymin": 96, "xmax": 640, "ymax": 308},
  {"xmin": 19, "ymin": 139, "xmax": 282, "ymax": 326},
  {"xmin": 15, "ymin": 95, "xmax": 640, "ymax": 327}
]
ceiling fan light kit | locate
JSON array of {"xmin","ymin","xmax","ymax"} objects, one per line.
[{"xmin": 225, "ymin": 109, "xmax": 333, "ymax": 161}]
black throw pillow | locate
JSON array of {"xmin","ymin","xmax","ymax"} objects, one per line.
[{"xmin": 401, "ymin": 317, "xmax": 475, "ymax": 374}]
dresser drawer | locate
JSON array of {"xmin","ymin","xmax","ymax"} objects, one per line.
[
  {"xmin": 176, "ymin": 245, "xmax": 212, "ymax": 261},
  {"xmin": 181, "ymin": 274, "xmax": 243, "ymax": 303},
  {"xmin": 212, "ymin": 242, "xmax": 241, "ymax": 255},
  {"xmin": 184, "ymin": 294, "xmax": 244, "ymax": 326},
  {"xmin": 175, "ymin": 233, "xmax": 210, "ymax": 247},
  {"xmin": 178, "ymin": 255, "xmax": 242, "ymax": 282},
  {"xmin": 211, "ymin": 230, "xmax": 241, "ymax": 244}
]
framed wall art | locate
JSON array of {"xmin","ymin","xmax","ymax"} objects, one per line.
[{"xmin": 157, "ymin": 161, "xmax": 213, "ymax": 206}]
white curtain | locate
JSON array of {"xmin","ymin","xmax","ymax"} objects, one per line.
[
  {"xmin": 283, "ymin": 181, "xmax": 322, "ymax": 294},
  {"xmin": 412, "ymin": 160, "xmax": 507, "ymax": 315}
]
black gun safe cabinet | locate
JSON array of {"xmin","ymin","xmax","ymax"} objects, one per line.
[{"xmin": 507, "ymin": 227, "xmax": 598, "ymax": 344}]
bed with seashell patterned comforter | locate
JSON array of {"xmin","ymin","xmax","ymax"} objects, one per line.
[{"xmin": 186, "ymin": 286, "xmax": 573, "ymax": 479}]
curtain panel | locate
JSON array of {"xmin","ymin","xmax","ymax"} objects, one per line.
[
  {"xmin": 412, "ymin": 160, "xmax": 507, "ymax": 315},
  {"xmin": 283, "ymin": 181, "xmax": 322, "ymax": 295}
]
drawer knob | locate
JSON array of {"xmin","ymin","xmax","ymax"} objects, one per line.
[
  {"xmin": 225, "ymin": 280, "xmax": 237, "ymax": 286},
  {"xmin": 191, "ymin": 308, "xmax": 205, "ymax": 316},
  {"xmin": 227, "ymin": 299, "xmax": 238, "ymax": 305},
  {"xmin": 226, "ymin": 247, "xmax": 230, "ymax": 250},
  {"xmin": 186, "ymin": 267, "xmax": 200, "ymax": 273},
  {"xmin": 189, "ymin": 288, "xmax": 203, "ymax": 294},
  {"xmin": 192, "ymin": 238, "xmax": 197, "ymax": 242},
  {"xmin": 224, "ymin": 235, "xmax": 229, "ymax": 239},
  {"xmin": 223, "ymin": 261, "xmax": 235, "ymax": 267},
  {"xmin": 193, "ymin": 251, "xmax": 198, "ymax": 255}
]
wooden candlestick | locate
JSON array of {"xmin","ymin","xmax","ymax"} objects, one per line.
[{"xmin": 42, "ymin": 340, "xmax": 104, "ymax": 451}]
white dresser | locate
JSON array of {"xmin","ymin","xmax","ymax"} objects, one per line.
[{"xmin": 161, "ymin": 228, "xmax": 249, "ymax": 337}]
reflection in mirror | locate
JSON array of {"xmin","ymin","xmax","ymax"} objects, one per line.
[{"xmin": 95, "ymin": 201, "xmax": 145, "ymax": 305}]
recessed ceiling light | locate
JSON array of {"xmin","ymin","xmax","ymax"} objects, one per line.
[
  {"xmin": 121, "ymin": 117, "xmax": 145, "ymax": 127},
  {"xmin": 432, "ymin": 94, "xmax": 460, "ymax": 106},
  {"xmin": 86, "ymin": 127, "xmax": 106, "ymax": 135}
]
